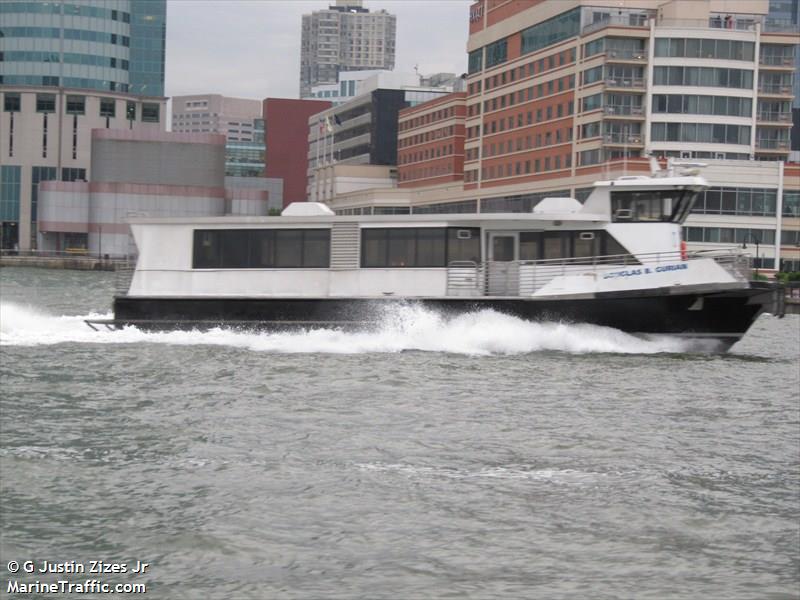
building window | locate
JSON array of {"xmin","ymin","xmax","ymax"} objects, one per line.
[
  {"xmin": 36, "ymin": 93, "xmax": 56, "ymax": 113},
  {"xmin": 141, "ymin": 103, "xmax": 160, "ymax": 123},
  {"xmin": 654, "ymin": 38, "xmax": 755, "ymax": 61},
  {"xmin": 691, "ymin": 187, "xmax": 777, "ymax": 216},
  {"xmin": 583, "ymin": 93, "xmax": 602, "ymax": 111},
  {"xmin": 0, "ymin": 166, "xmax": 22, "ymax": 224},
  {"xmin": 651, "ymin": 122, "xmax": 750, "ymax": 145},
  {"xmin": 61, "ymin": 168, "xmax": 86, "ymax": 182},
  {"xmin": 485, "ymin": 39, "xmax": 508, "ymax": 68},
  {"xmin": 653, "ymin": 66, "xmax": 753, "ymax": 89},
  {"xmin": 521, "ymin": 8, "xmax": 580, "ymax": 56},
  {"xmin": 4, "ymin": 93, "xmax": 21, "ymax": 112},
  {"xmin": 468, "ymin": 49, "xmax": 483, "ymax": 74},
  {"xmin": 65, "ymin": 95, "xmax": 85, "ymax": 115},
  {"xmin": 100, "ymin": 98, "xmax": 116, "ymax": 117}
]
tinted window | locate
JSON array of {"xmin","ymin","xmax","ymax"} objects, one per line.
[
  {"xmin": 220, "ymin": 231, "xmax": 249, "ymax": 268},
  {"xmin": 446, "ymin": 228, "xmax": 480, "ymax": 263},
  {"xmin": 193, "ymin": 229, "xmax": 330, "ymax": 269},
  {"xmin": 361, "ymin": 228, "xmax": 453, "ymax": 268},
  {"xmin": 274, "ymin": 230, "xmax": 303, "ymax": 268},
  {"xmin": 193, "ymin": 231, "xmax": 220, "ymax": 268}
]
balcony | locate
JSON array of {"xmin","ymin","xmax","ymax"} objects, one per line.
[
  {"xmin": 582, "ymin": 13, "xmax": 652, "ymax": 35},
  {"xmin": 603, "ymin": 132, "xmax": 644, "ymax": 145},
  {"xmin": 757, "ymin": 111, "xmax": 793, "ymax": 124},
  {"xmin": 759, "ymin": 55, "xmax": 796, "ymax": 69},
  {"xmin": 604, "ymin": 105, "xmax": 645, "ymax": 118},
  {"xmin": 755, "ymin": 139, "xmax": 790, "ymax": 151},
  {"xmin": 605, "ymin": 49, "xmax": 647, "ymax": 62},
  {"xmin": 658, "ymin": 17, "xmax": 757, "ymax": 31},
  {"xmin": 764, "ymin": 20, "xmax": 800, "ymax": 34},
  {"xmin": 605, "ymin": 77, "xmax": 646, "ymax": 90},
  {"xmin": 758, "ymin": 83, "xmax": 794, "ymax": 96}
]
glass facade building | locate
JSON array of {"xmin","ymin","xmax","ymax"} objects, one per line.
[
  {"xmin": 0, "ymin": 0, "xmax": 165, "ymax": 96},
  {"xmin": 129, "ymin": 0, "xmax": 166, "ymax": 96}
]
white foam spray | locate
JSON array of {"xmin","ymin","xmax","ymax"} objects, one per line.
[{"xmin": 0, "ymin": 301, "xmax": 721, "ymax": 355}]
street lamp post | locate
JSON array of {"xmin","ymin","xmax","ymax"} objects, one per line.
[{"xmin": 742, "ymin": 233, "xmax": 760, "ymax": 278}]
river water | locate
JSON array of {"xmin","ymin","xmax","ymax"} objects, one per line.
[{"xmin": 1, "ymin": 266, "xmax": 798, "ymax": 599}]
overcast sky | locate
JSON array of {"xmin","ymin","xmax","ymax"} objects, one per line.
[{"xmin": 165, "ymin": 0, "xmax": 472, "ymax": 100}]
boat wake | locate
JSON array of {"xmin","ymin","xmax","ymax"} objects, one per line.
[{"xmin": 0, "ymin": 302, "xmax": 722, "ymax": 355}]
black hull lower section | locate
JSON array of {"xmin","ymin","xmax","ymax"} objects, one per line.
[{"xmin": 111, "ymin": 286, "xmax": 776, "ymax": 349}]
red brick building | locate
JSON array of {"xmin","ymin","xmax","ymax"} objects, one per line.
[
  {"xmin": 263, "ymin": 98, "xmax": 331, "ymax": 206},
  {"xmin": 397, "ymin": 92, "xmax": 466, "ymax": 188}
]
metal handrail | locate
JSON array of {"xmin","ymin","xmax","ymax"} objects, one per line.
[
  {"xmin": 758, "ymin": 84, "xmax": 793, "ymax": 94},
  {"xmin": 757, "ymin": 112, "xmax": 793, "ymax": 122},
  {"xmin": 447, "ymin": 248, "xmax": 751, "ymax": 296},
  {"xmin": 605, "ymin": 77, "xmax": 645, "ymax": 88},
  {"xmin": 756, "ymin": 139, "xmax": 790, "ymax": 149},
  {"xmin": 759, "ymin": 55, "xmax": 795, "ymax": 66},
  {"xmin": 604, "ymin": 105, "xmax": 644, "ymax": 116},
  {"xmin": 605, "ymin": 49, "xmax": 647, "ymax": 61},
  {"xmin": 603, "ymin": 132, "xmax": 643, "ymax": 144},
  {"xmin": 114, "ymin": 259, "xmax": 136, "ymax": 296}
]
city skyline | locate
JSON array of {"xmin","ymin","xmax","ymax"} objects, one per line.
[{"xmin": 165, "ymin": 0, "xmax": 470, "ymax": 100}]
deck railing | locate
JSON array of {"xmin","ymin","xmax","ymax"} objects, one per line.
[
  {"xmin": 446, "ymin": 249, "xmax": 750, "ymax": 296},
  {"xmin": 114, "ymin": 259, "xmax": 136, "ymax": 295}
]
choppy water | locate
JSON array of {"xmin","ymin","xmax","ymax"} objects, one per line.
[{"xmin": 1, "ymin": 266, "xmax": 798, "ymax": 599}]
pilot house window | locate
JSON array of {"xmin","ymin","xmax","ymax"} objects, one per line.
[{"xmin": 610, "ymin": 189, "xmax": 697, "ymax": 223}]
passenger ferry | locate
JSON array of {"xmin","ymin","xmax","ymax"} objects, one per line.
[{"xmin": 92, "ymin": 172, "xmax": 782, "ymax": 350}]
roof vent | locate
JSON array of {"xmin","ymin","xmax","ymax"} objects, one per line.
[
  {"xmin": 281, "ymin": 202, "xmax": 335, "ymax": 216},
  {"xmin": 533, "ymin": 197, "xmax": 582, "ymax": 214}
]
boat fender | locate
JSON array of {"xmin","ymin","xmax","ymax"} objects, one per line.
[{"xmin": 680, "ymin": 240, "xmax": 688, "ymax": 261}]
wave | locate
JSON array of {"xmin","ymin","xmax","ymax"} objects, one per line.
[
  {"xmin": 354, "ymin": 462, "xmax": 610, "ymax": 485},
  {"xmin": 0, "ymin": 301, "xmax": 721, "ymax": 355}
]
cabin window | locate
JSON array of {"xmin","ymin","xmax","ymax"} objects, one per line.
[
  {"xmin": 611, "ymin": 189, "xmax": 696, "ymax": 223},
  {"xmin": 517, "ymin": 231, "xmax": 631, "ymax": 262},
  {"xmin": 361, "ymin": 227, "xmax": 480, "ymax": 268},
  {"xmin": 447, "ymin": 228, "xmax": 481, "ymax": 263},
  {"xmin": 543, "ymin": 233, "xmax": 566, "ymax": 259},
  {"xmin": 192, "ymin": 229, "xmax": 330, "ymax": 269},
  {"xmin": 519, "ymin": 232, "xmax": 541, "ymax": 260}
]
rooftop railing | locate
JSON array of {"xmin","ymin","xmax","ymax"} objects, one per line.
[{"xmin": 582, "ymin": 14, "xmax": 651, "ymax": 35}]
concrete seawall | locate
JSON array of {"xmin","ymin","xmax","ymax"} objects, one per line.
[{"xmin": 1, "ymin": 256, "xmax": 120, "ymax": 271}]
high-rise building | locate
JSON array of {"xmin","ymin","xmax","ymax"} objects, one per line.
[
  {"xmin": 129, "ymin": 0, "xmax": 167, "ymax": 97},
  {"xmin": 299, "ymin": 0, "xmax": 396, "ymax": 99},
  {"xmin": 767, "ymin": 0, "xmax": 800, "ymax": 160},
  {"xmin": 0, "ymin": 0, "xmax": 165, "ymax": 95},
  {"xmin": 320, "ymin": 0, "xmax": 799, "ymax": 272},
  {"xmin": 0, "ymin": 0, "xmax": 167, "ymax": 251},
  {"xmin": 462, "ymin": 0, "xmax": 796, "ymax": 191}
]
